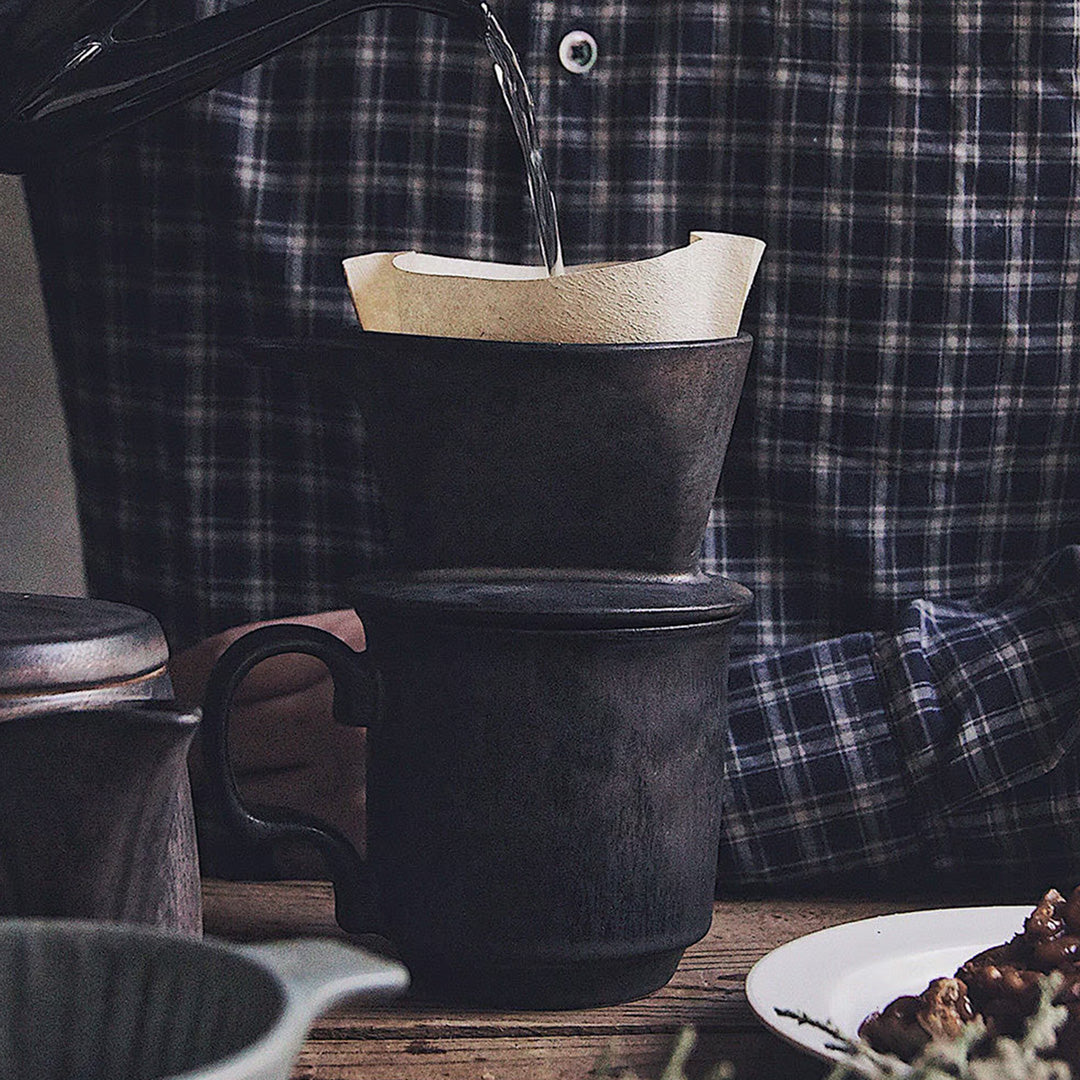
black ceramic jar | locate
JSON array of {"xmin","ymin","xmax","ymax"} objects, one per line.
[{"xmin": 200, "ymin": 572, "xmax": 752, "ymax": 1008}]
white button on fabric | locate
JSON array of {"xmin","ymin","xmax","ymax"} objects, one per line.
[{"xmin": 558, "ymin": 30, "xmax": 598, "ymax": 74}]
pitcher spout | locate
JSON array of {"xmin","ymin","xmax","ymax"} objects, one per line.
[{"xmin": 0, "ymin": 0, "xmax": 488, "ymax": 174}]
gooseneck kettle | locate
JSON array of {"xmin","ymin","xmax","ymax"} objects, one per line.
[{"xmin": 0, "ymin": 0, "xmax": 488, "ymax": 173}]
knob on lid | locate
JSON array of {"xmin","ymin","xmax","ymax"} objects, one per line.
[{"xmin": 0, "ymin": 593, "xmax": 168, "ymax": 694}]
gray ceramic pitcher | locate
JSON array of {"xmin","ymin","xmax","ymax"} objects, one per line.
[{"xmin": 0, "ymin": 592, "xmax": 202, "ymax": 934}]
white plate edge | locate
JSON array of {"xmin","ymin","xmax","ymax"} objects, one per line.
[{"xmin": 744, "ymin": 905, "xmax": 1032, "ymax": 1068}]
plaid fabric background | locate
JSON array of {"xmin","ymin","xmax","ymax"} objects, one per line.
[{"xmin": 23, "ymin": 0, "xmax": 1080, "ymax": 887}]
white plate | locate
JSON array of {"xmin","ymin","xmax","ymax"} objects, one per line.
[{"xmin": 745, "ymin": 906, "xmax": 1029, "ymax": 1067}]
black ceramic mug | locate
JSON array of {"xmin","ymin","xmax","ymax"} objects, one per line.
[{"xmin": 200, "ymin": 573, "xmax": 751, "ymax": 1008}]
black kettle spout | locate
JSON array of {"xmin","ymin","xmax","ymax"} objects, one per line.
[{"xmin": 0, "ymin": 0, "xmax": 488, "ymax": 174}]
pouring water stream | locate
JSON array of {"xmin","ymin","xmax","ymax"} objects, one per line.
[{"xmin": 482, "ymin": 2, "xmax": 565, "ymax": 276}]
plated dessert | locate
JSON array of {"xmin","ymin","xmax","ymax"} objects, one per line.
[{"xmin": 860, "ymin": 887, "xmax": 1080, "ymax": 1068}]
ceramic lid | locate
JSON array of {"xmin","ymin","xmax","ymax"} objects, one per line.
[
  {"xmin": 0, "ymin": 593, "xmax": 169, "ymax": 693},
  {"xmin": 349, "ymin": 573, "xmax": 753, "ymax": 630}
]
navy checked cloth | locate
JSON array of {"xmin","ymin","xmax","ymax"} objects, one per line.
[{"xmin": 21, "ymin": 0, "xmax": 1080, "ymax": 890}]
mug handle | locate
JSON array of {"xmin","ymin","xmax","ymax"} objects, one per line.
[{"xmin": 199, "ymin": 624, "xmax": 380, "ymax": 935}]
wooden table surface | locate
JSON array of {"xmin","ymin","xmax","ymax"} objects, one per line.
[{"xmin": 202, "ymin": 879, "xmax": 935, "ymax": 1080}]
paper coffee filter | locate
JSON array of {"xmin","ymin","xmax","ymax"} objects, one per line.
[{"xmin": 343, "ymin": 231, "xmax": 765, "ymax": 343}]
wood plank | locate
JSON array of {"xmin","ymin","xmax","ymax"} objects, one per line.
[
  {"xmin": 200, "ymin": 879, "xmax": 922, "ymax": 1033},
  {"xmin": 201, "ymin": 880, "xmax": 918, "ymax": 1039},
  {"xmin": 200, "ymin": 881, "xmax": 911, "ymax": 1049},
  {"xmin": 310, "ymin": 984, "xmax": 751, "ymax": 1041},
  {"xmin": 203, "ymin": 881, "xmax": 945, "ymax": 1080},
  {"xmin": 293, "ymin": 1032, "xmax": 824, "ymax": 1080},
  {"xmin": 202, "ymin": 879, "xmax": 920, "ymax": 961},
  {"xmin": 203, "ymin": 879, "xmax": 344, "ymax": 940}
]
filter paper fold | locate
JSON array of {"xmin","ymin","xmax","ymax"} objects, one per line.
[{"xmin": 343, "ymin": 231, "xmax": 765, "ymax": 343}]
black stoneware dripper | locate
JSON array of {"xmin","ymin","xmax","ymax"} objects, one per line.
[
  {"xmin": 0, "ymin": 0, "xmax": 486, "ymax": 173},
  {"xmin": 247, "ymin": 330, "xmax": 754, "ymax": 576}
]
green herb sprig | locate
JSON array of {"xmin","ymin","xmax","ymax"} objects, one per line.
[
  {"xmin": 592, "ymin": 1027, "xmax": 732, "ymax": 1080},
  {"xmin": 598, "ymin": 974, "xmax": 1072, "ymax": 1080}
]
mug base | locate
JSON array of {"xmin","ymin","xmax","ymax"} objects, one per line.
[{"xmin": 404, "ymin": 947, "xmax": 684, "ymax": 1010}]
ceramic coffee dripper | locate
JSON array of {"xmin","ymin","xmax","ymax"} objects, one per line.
[
  {"xmin": 335, "ymin": 229, "xmax": 763, "ymax": 574},
  {"xmin": 252, "ymin": 330, "xmax": 753, "ymax": 575},
  {"xmin": 0, "ymin": 918, "xmax": 408, "ymax": 1080},
  {"xmin": 0, "ymin": 592, "xmax": 202, "ymax": 935},
  {"xmin": 200, "ymin": 573, "xmax": 752, "ymax": 1009}
]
